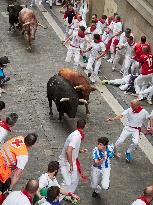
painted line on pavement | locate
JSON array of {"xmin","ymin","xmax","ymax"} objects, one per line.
[{"xmin": 37, "ymin": 3, "xmax": 153, "ymax": 165}]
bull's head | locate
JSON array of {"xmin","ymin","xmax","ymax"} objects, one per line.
[{"xmin": 60, "ymin": 97, "xmax": 87, "ymax": 118}]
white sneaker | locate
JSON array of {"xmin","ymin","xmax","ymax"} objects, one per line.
[
  {"xmin": 112, "ymin": 66, "xmax": 115, "ymax": 71},
  {"xmin": 30, "ymin": 4, "xmax": 33, "ymax": 7},
  {"xmin": 107, "ymin": 58, "xmax": 113, "ymax": 63},
  {"xmin": 147, "ymin": 98, "xmax": 152, "ymax": 105}
]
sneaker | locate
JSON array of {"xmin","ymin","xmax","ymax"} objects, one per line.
[
  {"xmin": 125, "ymin": 151, "xmax": 132, "ymax": 162},
  {"xmin": 147, "ymin": 98, "xmax": 152, "ymax": 105},
  {"xmin": 107, "ymin": 58, "xmax": 113, "ymax": 63},
  {"xmin": 112, "ymin": 66, "xmax": 115, "ymax": 71},
  {"xmin": 30, "ymin": 4, "xmax": 33, "ymax": 7},
  {"xmin": 101, "ymin": 80, "xmax": 109, "ymax": 85},
  {"xmin": 92, "ymin": 191, "xmax": 99, "ymax": 198},
  {"xmin": 50, "ymin": 6, "xmax": 52, "ymax": 9}
]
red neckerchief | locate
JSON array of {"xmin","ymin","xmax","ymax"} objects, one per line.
[
  {"xmin": 0, "ymin": 121, "xmax": 11, "ymax": 132},
  {"xmin": 99, "ymin": 19, "xmax": 105, "ymax": 24},
  {"xmin": 78, "ymin": 32, "xmax": 85, "ymax": 38},
  {"xmin": 21, "ymin": 190, "xmax": 32, "ymax": 204},
  {"xmin": 132, "ymin": 106, "xmax": 143, "ymax": 113},
  {"xmin": 77, "ymin": 129, "xmax": 85, "ymax": 141},
  {"xmin": 138, "ymin": 195, "xmax": 151, "ymax": 205},
  {"xmin": 90, "ymin": 26, "xmax": 96, "ymax": 32}
]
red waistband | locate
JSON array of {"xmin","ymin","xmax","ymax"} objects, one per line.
[{"xmin": 70, "ymin": 44, "xmax": 80, "ymax": 48}]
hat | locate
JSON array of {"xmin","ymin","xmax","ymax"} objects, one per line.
[{"xmin": 0, "ymin": 56, "xmax": 10, "ymax": 66}]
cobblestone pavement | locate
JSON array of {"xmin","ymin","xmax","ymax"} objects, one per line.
[{"xmin": 0, "ymin": 1, "xmax": 153, "ymax": 205}]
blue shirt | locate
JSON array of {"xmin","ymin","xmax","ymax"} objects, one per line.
[
  {"xmin": 0, "ymin": 67, "xmax": 4, "ymax": 78},
  {"xmin": 92, "ymin": 144, "xmax": 114, "ymax": 170}
]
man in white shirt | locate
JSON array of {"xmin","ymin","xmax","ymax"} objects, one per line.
[
  {"xmin": 107, "ymin": 15, "xmax": 122, "ymax": 63},
  {"xmin": 120, "ymin": 36, "xmax": 137, "ymax": 76},
  {"xmin": 84, "ymin": 34, "xmax": 106, "ymax": 83},
  {"xmin": 37, "ymin": 161, "xmax": 79, "ymax": 202},
  {"xmin": 107, "ymin": 99, "xmax": 150, "ymax": 162},
  {"xmin": 131, "ymin": 185, "xmax": 153, "ymax": 205},
  {"xmin": 59, "ymin": 118, "xmax": 86, "ymax": 193},
  {"xmin": 2, "ymin": 179, "xmax": 39, "ymax": 205},
  {"xmin": 112, "ymin": 28, "xmax": 132, "ymax": 70},
  {"xmin": 0, "ymin": 113, "xmax": 18, "ymax": 144}
]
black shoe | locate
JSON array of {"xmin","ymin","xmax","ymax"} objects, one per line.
[
  {"xmin": 50, "ymin": 6, "xmax": 52, "ymax": 9},
  {"xmin": 92, "ymin": 191, "xmax": 99, "ymax": 198},
  {"xmin": 88, "ymin": 73, "xmax": 91, "ymax": 78}
]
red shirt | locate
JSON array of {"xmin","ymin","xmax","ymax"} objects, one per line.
[
  {"xmin": 134, "ymin": 43, "xmax": 151, "ymax": 61},
  {"xmin": 139, "ymin": 53, "xmax": 153, "ymax": 75}
]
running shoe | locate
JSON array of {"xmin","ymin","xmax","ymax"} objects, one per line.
[{"xmin": 125, "ymin": 151, "xmax": 132, "ymax": 162}]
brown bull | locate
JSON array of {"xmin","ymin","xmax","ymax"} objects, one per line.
[
  {"xmin": 58, "ymin": 68, "xmax": 96, "ymax": 114},
  {"xmin": 19, "ymin": 8, "xmax": 47, "ymax": 50}
]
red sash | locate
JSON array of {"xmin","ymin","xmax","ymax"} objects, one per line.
[
  {"xmin": 21, "ymin": 190, "xmax": 32, "ymax": 204},
  {"xmin": 138, "ymin": 195, "xmax": 151, "ymax": 205},
  {"xmin": 76, "ymin": 129, "xmax": 88, "ymax": 182},
  {"xmin": 0, "ymin": 121, "xmax": 11, "ymax": 132}
]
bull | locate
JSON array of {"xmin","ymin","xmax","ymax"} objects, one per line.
[
  {"xmin": 47, "ymin": 75, "xmax": 87, "ymax": 120},
  {"xmin": 18, "ymin": 8, "xmax": 47, "ymax": 50},
  {"xmin": 58, "ymin": 68, "xmax": 96, "ymax": 114},
  {"xmin": 7, "ymin": 2, "xmax": 23, "ymax": 32}
]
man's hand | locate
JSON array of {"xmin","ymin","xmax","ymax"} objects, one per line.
[
  {"xmin": 96, "ymin": 56, "xmax": 100, "ymax": 61},
  {"xmin": 70, "ymin": 163, "xmax": 73, "ymax": 173},
  {"xmin": 80, "ymin": 148, "xmax": 88, "ymax": 153}
]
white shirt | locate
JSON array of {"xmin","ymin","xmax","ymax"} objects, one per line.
[
  {"xmin": 89, "ymin": 41, "xmax": 106, "ymax": 58},
  {"xmin": 39, "ymin": 173, "xmax": 60, "ymax": 189},
  {"xmin": 2, "ymin": 191, "xmax": 31, "ymax": 205},
  {"xmin": 124, "ymin": 42, "xmax": 137, "ymax": 58},
  {"xmin": 122, "ymin": 107, "xmax": 149, "ymax": 127},
  {"xmin": 70, "ymin": 31, "xmax": 86, "ymax": 49},
  {"xmin": 86, "ymin": 27, "xmax": 100, "ymax": 43},
  {"xmin": 59, "ymin": 130, "xmax": 81, "ymax": 164},
  {"xmin": 96, "ymin": 21, "xmax": 106, "ymax": 34},
  {"xmin": 0, "ymin": 127, "xmax": 9, "ymax": 143},
  {"xmin": 71, "ymin": 19, "xmax": 87, "ymax": 32},
  {"xmin": 16, "ymin": 155, "xmax": 28, "ymax": 170},
  {"xmin": 112, "ymin": 21, "xmax": 122, "ymax": 40},
  {"xmin": 131, "ymin": 199, "xmax": 146, "ymax": 205}
]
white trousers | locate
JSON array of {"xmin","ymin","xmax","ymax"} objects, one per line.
[
  {"xmin": 115, "ymin": 126, "xmax": 140, "ymax": 153},
  {"xmin": 131, "ymin": 60, "xmax": 140, "ymax": 75},
  {"xmin": 65, "ymin": 46, "xmax": 81, "ymax": 67},
  {"xmin": 86, "ymin": 56, "xmax": 101, "ymax": 82},
  {"xmin": 139, "ymin": 85, "xmax": 153, "ymax": 100},
  {"xmin": 91, "ymin": 166, "xmax": 110, "ymax": 193},
  {"xmin": 60, "ymin": 162, "xmax": 79, "ymax": 193},
  {"xmin": 79, "ymin": 8, "xmax": 88, "ymax": 22},
  {"xmin": 113, "ymin": 48, "xmax": 126, "ymax": 68},
  {"xmin": 134, "ymin": 74, "xmax": 153, "ymax": 95},
  {"xmin": 121, "ymin": 55, "xmax": 132, "ymax": 77}
]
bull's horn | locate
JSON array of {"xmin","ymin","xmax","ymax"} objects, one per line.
[
  {"xmin": 8, "ymin": 4, "xmax": 14, "ymax": 7},
  {"xmin": 38, "ymin": 23, "xmax": 48, "ymax": 29},
  {"xmin": 79, "ymin": 99, "xmax": 88, "ymax": 104},
  {"xmin": 74, "ymin": 85, "xmax": 83, "ymax": 89},
  {"xmin": 60, "ymin": 98, "xmax": 70, "ymax": 102},
  {"xmin": 23, "ymin": 22, "xmax": 30, "ymax": 26}
]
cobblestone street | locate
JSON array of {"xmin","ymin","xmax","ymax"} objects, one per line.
[{"xmin": 0, "ymin": 1, "xmax": 153, "ymax": 205}]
